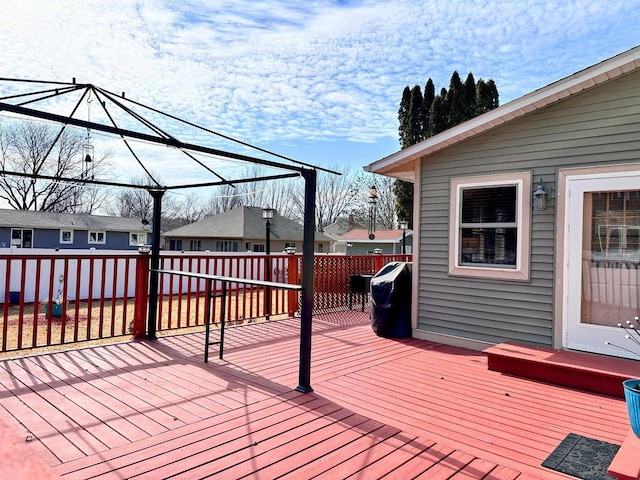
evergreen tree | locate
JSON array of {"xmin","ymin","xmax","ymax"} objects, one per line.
[
  {"xmin": 463, "ymin": 72, "xmax": 477, "ymax": 120},
  {"xmin": 429, "ymin": 94, "xmax": 449, "ymax": 137},
  {"xmin": 395, "ymin": 72, "xmax": 500, "ymax": 227},
  {"xmin": 486, "ymin": 79, "xmax": 499, "ymax": 110},
  {"xmin": 446, "ymin": 71, "xmax": 466, "ymax": 127},
  {"xmin": 395, "ymin": 80, "xmax": 435, "ymax": 228},
  {"xmin": 392, "ymin": 180, "xmax": 413, "ymax": 227},
  {"xmin": 407, "ymin": 85, "xmax": 424, "ymax": 145},
  {"xmin": 476, "ymin": 79, "xmax": 492, "ymax": 114},
  {"xmin": 397, "ymin": 86, "xmax": 412, "ymax": 148},
  {"xmin": 421, "ymin": 78, "xmax": 435, "ymax": 137}
]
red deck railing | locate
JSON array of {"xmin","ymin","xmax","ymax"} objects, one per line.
[{"xmin": 0, "ymin": 251, "xmax": 411, "ymax": 353}]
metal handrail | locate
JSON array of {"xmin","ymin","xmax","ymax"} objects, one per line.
[{"xmin": 154, "ymin": 269, "xmax": 302, "ymax": 361}]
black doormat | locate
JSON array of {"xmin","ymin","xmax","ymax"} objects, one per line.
[{"xmin": 542, "ymin": 433, "xmax": 620, "ymax": 480}]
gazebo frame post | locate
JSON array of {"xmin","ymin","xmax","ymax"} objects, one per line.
[
  {"xmin": 146, "ymin": 189, "xmax": 165, "ymax": 340},
  {"xmin": 297, "ymin": 168, "xmax": 316, "ymax": 393}
]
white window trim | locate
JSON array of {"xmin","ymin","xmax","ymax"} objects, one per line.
[
  {"xmin": 10, "ymin": 228, "xmax": 34, "ymax": 248},
  {"xmin": 88, "ymin": 231, "xmax": 106, "ymax": 244},
  {"xmin": 129, "ymin": 232, "xmax": 147, "ymax": 246},
  {"xmin": 60, "ymin": 229, "xmax": 74, "ymax": 244},
  {"xmin": 448, "ymin": 171, "xmax": 531, "ymax": 281}
]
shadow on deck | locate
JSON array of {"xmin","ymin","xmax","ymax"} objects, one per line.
[{"xmin": 0, "ymin": 311, "xmax": 633, "ymax": 479}]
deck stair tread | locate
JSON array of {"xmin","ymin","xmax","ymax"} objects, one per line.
[
  {"xmin": 484, "ymin": 341, "xmax": 640, "ymax": 398},
  {"xmin": 608, "ymin": 430, "xmax": 640, "ymax": 480}
]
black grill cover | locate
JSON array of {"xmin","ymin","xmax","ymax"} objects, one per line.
[{"xmin": 370, "ymin": 262, "xmax": 412, "ymax": 338}]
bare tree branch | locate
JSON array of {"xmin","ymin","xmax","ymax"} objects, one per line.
[{"xmin": 0, "ymin": 121, "xmax": 112, "ymax": 212}]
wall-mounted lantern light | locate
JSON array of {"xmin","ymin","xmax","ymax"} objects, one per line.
[{"xmin": 532, "ymin": 181, "xmax": 548, "ymax": 211}]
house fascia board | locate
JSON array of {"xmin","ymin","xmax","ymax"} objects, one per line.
[{"xmin": 366, "ymin": 46, "xmax": 640, "ymax": 181}]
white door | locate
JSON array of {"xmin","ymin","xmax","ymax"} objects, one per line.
[{"xmin": 564, "ymin": 172, "xmax": 640, "ymax": 359}]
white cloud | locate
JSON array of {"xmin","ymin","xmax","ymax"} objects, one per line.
[{"xmin": 1, "ymin": 0, "xmax": 639, "ymax": 176}]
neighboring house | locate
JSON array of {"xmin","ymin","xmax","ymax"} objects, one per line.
[
  {"xmin": 162, "ymin": 205, "xmax": 332, "ymax": 253},
  {"xmin": 0, "ymin": 209, "xmax": 151, "ymax": 250},
  {"xmin": 323, "ymin": 215, "xmax": 366, "ymax": 253},
  {"xmin": 336, "ymin": 229, "xmax": 413, "ymax": 255},
  {"xmin": 323, "ymin": 215, "xmax": 366, "ymax": 238},
  {"xmin": 365, "ymin": 45, "xmax": 640, "ymax": 360}
]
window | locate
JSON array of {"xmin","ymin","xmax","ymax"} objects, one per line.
[
  {"xmin": 253, "ymin": 243, "xmax": 265, "ymax": 253},
  {"xmin": 449, "ymin": 172, "xmax": 531, "ymax": 280},
  {"xmin": 190, "ymin": 240, "xmax": 202, "ymax": 251},
  {"xmin": 11, "ymin": 229, "xmax": 33, "ymax": 248},
  {"xmin": 129, "ymin": 232, "xmax": 147, "ymax": 246},
  {"xmin": 88, "ymin": 231, "xmax": 106, "ymax": 244},
  {"xmin": 215, "ymin": 240, "xmax": 238, "ymax": 252},
  {"xmin": 60, "ymin": 230, "xmax": 73, "ymax": 244}
]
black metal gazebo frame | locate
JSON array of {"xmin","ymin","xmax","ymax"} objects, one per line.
[{"xmin": 0, "ymin": 78, "xmax": 337, "ymax": 392}]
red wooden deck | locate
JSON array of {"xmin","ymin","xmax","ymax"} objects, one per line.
[{"xmin": 0, "ymin": 312, "xmax": 632, "ymax": 479}]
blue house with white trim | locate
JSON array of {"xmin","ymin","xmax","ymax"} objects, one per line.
[{"xmin": 0, "ymin": 209, "xmax": 151, "ymax": 250}]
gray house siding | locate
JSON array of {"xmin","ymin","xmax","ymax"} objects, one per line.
[
  {"xmin": 345, "ymin": 244, "xmax": 370, "ymax": 255},
  {"xmin": 0, "ymin": 210, "xmax": 150, "ymax": 250},
  {"xmin": 348, "ymin": 243, "xmax": 392, "ymax": 255},
  {"xmin": 0, "ymin": 227, "xmax": 143, "ymax": 250},
  {"xmin": 418, "ymin": 69, "xmax": 640, "ymax": 347},
  {"xmin": 34, "ymin": 229, "xmax": 61, "ymax": 248},
  {"xmin": 69, "ymin": 231, "xmax": 135, "ymax": 250},
  {"xmin": 163, "ymin": 237, "xmax": 327, "ymax": 253}
]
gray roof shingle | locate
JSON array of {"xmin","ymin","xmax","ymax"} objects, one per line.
[
  {"xmin": 0, "ymin": 209, "xmax": 148, "ymax": 232},
  {"xmin": 162, "ymin": 206, "xmax": 331, "ymax": 242}
]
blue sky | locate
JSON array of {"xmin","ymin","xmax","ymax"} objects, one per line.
[{"xmin": 1, "ymin": 0, "xmax": 640, "ymax": 184}]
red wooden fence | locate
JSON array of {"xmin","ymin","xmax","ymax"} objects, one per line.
[{"xmin": 0, "ymin": 252, "xmax": 411, "ymax": 353}]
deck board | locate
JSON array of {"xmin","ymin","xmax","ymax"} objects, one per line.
[
  {"xmin": 0, "ymin": 312, "xmax": 632, "ymax": 479},
  {"xmin": 55, "ymin": 391, "xmax": 310, "ymax": 478},
  {"xmin": 34, "ymin": 351, "xmax": 175, "ymax": 436},
  {"xmin": 25, "ymin": 356, "xmax": 154, "ymax": 441}
]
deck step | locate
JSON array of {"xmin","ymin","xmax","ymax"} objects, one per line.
[
  {"xmin": 484, "ymin": 342, "xmax": 640, "ymax": 398},
  {"xmin": 608, "ymin": 430, "xmax": 640, "ymax": 480}
]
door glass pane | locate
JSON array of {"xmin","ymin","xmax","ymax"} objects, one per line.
[{"xmin": 581, "ymin": 191, "xmax": 640, "ymax": 326}]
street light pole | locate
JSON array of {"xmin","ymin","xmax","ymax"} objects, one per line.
[
  {"xmin": 400, "ymin": 220, "xmax": 409, "ymax": 255},
  {"xmin": 368, "ymin": 185, "xmax": 378, "ymax": 240},
  {"xmin": 262, "ymin": 207, "xmax": 276, "ymax": 320},
  {"xmin": 265, "ymin": 218, "xmax": 271, "ymax": 255}
]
